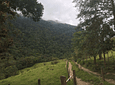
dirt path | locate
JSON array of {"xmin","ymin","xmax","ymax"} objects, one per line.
[
  {"xmin": 74, "ymin": 61, "xmax": 100, "ymax": 76},
  {"xmin": 73, "ymin": 61, "xmax": 115, "ymax": 85},
  {"xmin": 68, "ymin": 62, "xmax": 93, "ymax": 85}
]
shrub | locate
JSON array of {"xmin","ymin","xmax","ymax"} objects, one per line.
[
  {"xmin": 51, "ymin": 60, "xmax": 59, "ymax": 65},
  {"xmin": 2, "ymin": 65, "xmax": 19, "ymax": 78},
  {"xmin": 16, "ymin": 57, "xmax": 25, "ymax": 70},
  {"xmin": 51, "ymin": 57, "xmax": 59, "ymax": 61},
  {"xmin": 16, "ymin": 56, "xmax": 35, "ymax": 70},
  {"xmin": 77, "ymin": 58, "xmax": 81, "ymax": 63},
  {"xmin": 0, "ymin": 72, "xmax": 5, "ymax": 80},
  {"xmin": 80, "ymin": 61, "xmax": 85, "ymax": 65}
]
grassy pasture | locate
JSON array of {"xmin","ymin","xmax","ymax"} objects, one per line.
[{"xmin": 0, "ymin": 59, "xmax": 73, "ymax": 85}]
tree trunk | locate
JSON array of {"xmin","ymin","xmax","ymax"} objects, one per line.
[
  {"xmin": 86, "ymin": 56, "xmax": 87, "ymax": 61},
  {"xmin": 94, "ymin": 56, "xmax": 96, "ymax": 64},
  {"xmin": 103, "ymin": 52, "xmax": 106, "ymax": 67},
  {"xmin": 107, "ymin": 52, "xmax": 109, "ymax": 62},
  {"xmin": 99, "ymin": 52, "xmax": 102, "ymax": 60}
]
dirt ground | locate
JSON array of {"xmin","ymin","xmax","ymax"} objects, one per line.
[
  {"xmin": 68, "ymin": 62, "xmax": 93, "ymax": 85},
  {"xmin": 74, "ymin": 61, "xmax": 115, "ymax": 85}
]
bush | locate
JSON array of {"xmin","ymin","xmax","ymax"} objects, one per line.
[
  {"xmin": 91, "ymin": 65, "xmax": 100, "ymax": 72},
  {"xmin": 2, "ymin": 65, "xmax": 19, "ymax": 78},
  {"xmin": 24, "ymin": 57, "xmax": 34, "ymax": 67},
  {"xmin": 16, "ymin": 56, "xmax": 36, "ymax": 70},
  {"xmin": 77, "ymin": 58, "xmax": 81, "ymax": 63},
  {"xmin": 33, "ymin": 56, "xmax": 41, "ymax": 63},
  {"xmin": 0, "ymin": 71, "xmax": 5, "ymax": 80},
  {"xmin": 80, "ymin": 61, "xmax": 85, "ymax": 65},
  {"xmin": 51, "ymin": 57, "xmax": 59, "ymax": 61},
  {"xmin": 16, "ymin": 57, "xmax": 25, "ymax": 70},
  {"xmin": 51, "ymin": 60, "xmax": 59, "ymax": 65}
]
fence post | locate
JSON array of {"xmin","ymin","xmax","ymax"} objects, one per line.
[
  {"xmin": 38, "ymin": 79, "xmax": 40, "ymax": 85},
  {"xmin": 73, "ymin": 70, "xmax": 77, "ymax": 85},
  {"xmin": 60, "ymin": 76, "xmax": 67, "ymax": 85},
  {"xmin": 66, "ymin": 60, "xmax": 70, "ymax": 80},
  {"xmin": 101, "ymin": 67, "xmax": 105, "ymax": 82}
]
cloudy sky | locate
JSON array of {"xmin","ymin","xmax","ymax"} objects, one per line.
[{"xmin": 37, "ymin": 0, "xmax": 80, "ymax": 26}]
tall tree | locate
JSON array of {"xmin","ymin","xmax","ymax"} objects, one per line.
[
  {"xmin": 73, "ymin": 0, "xmax": 115, "ymax": 30},
  {"xmin": 0, "ymin": 0, "xmax": 44, "ymax": 60},
  {"xmin": 72, "ymin": 15, "xmax": 115, "ymax": 64}
]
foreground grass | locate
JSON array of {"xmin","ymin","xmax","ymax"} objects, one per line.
[
  {"xmin": 69, "ymin": 60, "xmax": 114, "ymax": 85},
  {"xmin": 0, "ymin": 59, "xmax": 73, "ymax": 85}
]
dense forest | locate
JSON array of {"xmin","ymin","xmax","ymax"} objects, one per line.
[
  {"xmin": 7, "ymin": 15, "xmax": 81, "ymax": 59},
  {"xmin": 0, "ymin": 15, "xmax": 81, "ymax": 79}
]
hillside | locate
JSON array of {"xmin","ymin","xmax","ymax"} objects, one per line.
[
  {"xmin": 7, "ymin": 16, "xmax": 81, "ymax": 60},
  {"xmin": 0, "ymin": 15, "xmax": 82, "ymax": 80},
  {"xmin": 0, "ymin": 59, "xmax": 73, "ymax": 85}
]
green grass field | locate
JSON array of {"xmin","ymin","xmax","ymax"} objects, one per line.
[{"xmin": 0, "ymin": 59, "xmax": 73, "ymax": 85}]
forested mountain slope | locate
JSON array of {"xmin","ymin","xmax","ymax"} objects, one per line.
[
  {"xmin": 0, "ymin": 16, "xmax": 82, "ymax": 80},
  {"xmin": 7, "ymin": 16, "xmax": 81, "ymax": 60}
]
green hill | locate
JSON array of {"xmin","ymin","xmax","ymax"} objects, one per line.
[
  {"xmin": 0, "ymin": 59, "xmax": 73, "ymax": 85},
  {"xmin": 0, "ymin": 15, "xmax": 82, "ymax": 80}
]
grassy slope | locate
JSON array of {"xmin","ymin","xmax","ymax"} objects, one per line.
[
  {"xmin": 0, "ymin": 59, "xmax": 73, "ymax": 85},
  {"xmin": 69, "ymin": 60, "xmax": 114, "ymax": 85},
  {"xmin": 82, "ymin": 50, "xmax": 115, "ymax": 80},
  {"xmin": 71, "ymin": 50, "xmax": 115, "ymax": 85}
]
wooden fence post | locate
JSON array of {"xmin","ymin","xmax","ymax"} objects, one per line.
[
  {"xmin": 66, "ymin": 60, "xmax": 70, "ymax": 80},
  {"xmin": 38, "ymin": 79, "xmax": 40, "ymax": 85},
  {"xmin": 60, "ymin": 76, "xmax": 67, "ymax": 85},
  {"xmin": 73, "ymin": 70, "xmax": 77, "ymax": 85},
  {"xmin": 101, "ymin": 67, "xmax": 105, "ymax": 82}
]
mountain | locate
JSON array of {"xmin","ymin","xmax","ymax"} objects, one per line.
[
  {"xmin": 7, "ymin": 15, "xmax": 81, "ymax": 60},
  {"xmin": 0, "ymin": 16, "xmax": 82, "ymax": 80}
]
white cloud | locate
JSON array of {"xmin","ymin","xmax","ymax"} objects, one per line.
[{"xmin": 37, "ymin": 0, "xmax": 79, "ymax": 26}]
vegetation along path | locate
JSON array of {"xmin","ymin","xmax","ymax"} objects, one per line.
[
  {"xmin": 68, "ymin": 62, "xmax": 93, "ymax": 85},
  {"xmin": 73, "ymin": 61, "xmax": 115, "ymax": 85}
]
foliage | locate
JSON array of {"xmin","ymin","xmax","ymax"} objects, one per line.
[
  {"xmin": 7, "ymin": 16, "xmax": 78, "ymax": 60},
  {"xmin": 73, "ymin": 0, "xmax": 115, "ymax": 29},
  {"xmin": 1, "ymin": 65, "xmax": 19, "ymax": 79},
  {"xmin": 51, "ymin": 60, "xmax": 59, "ymax": 65},
  {"xmin": 0, "ymin": 0, "xmax": 44, "ymax": 59},
  {"xmin": 72, "ymin": 15, "xmax": 115, "ymax": 64},
  {"xmin": 0, "ymin": 0, "xmax": 44, "ymax": 80}
]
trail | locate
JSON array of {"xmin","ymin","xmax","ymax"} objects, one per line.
[
  {"xmin": 68, "ymin": 61, "xmax": 93, "ymax": 85},
  {"xmin": 73, "ymin": 60, "xmax": 115, "ymax": 85}
]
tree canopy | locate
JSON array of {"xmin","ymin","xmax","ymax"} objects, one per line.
[
  {"xmin": 73, "ymin": 0, "xmax": 115, "ymax": 30},
  {"xmin": 0, "ymin": 0, "xmax": 44, "ymax": 22},
  {"xmin": 72, "ymin": 15, "xmax": 115, "ymax": 64},
  {"xmin": 0, "ymin": 0, "xmax": 44, "ymax": 60}
]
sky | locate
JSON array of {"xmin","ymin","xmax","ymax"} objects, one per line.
[{"xmin": 37, "ymin": 0, "xmax": 80, "ymax": 26}]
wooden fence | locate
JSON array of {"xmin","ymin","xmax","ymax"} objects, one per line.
[{"xmin": 60, "ymin": 70, "xmax": 77, "ymax": 85}]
